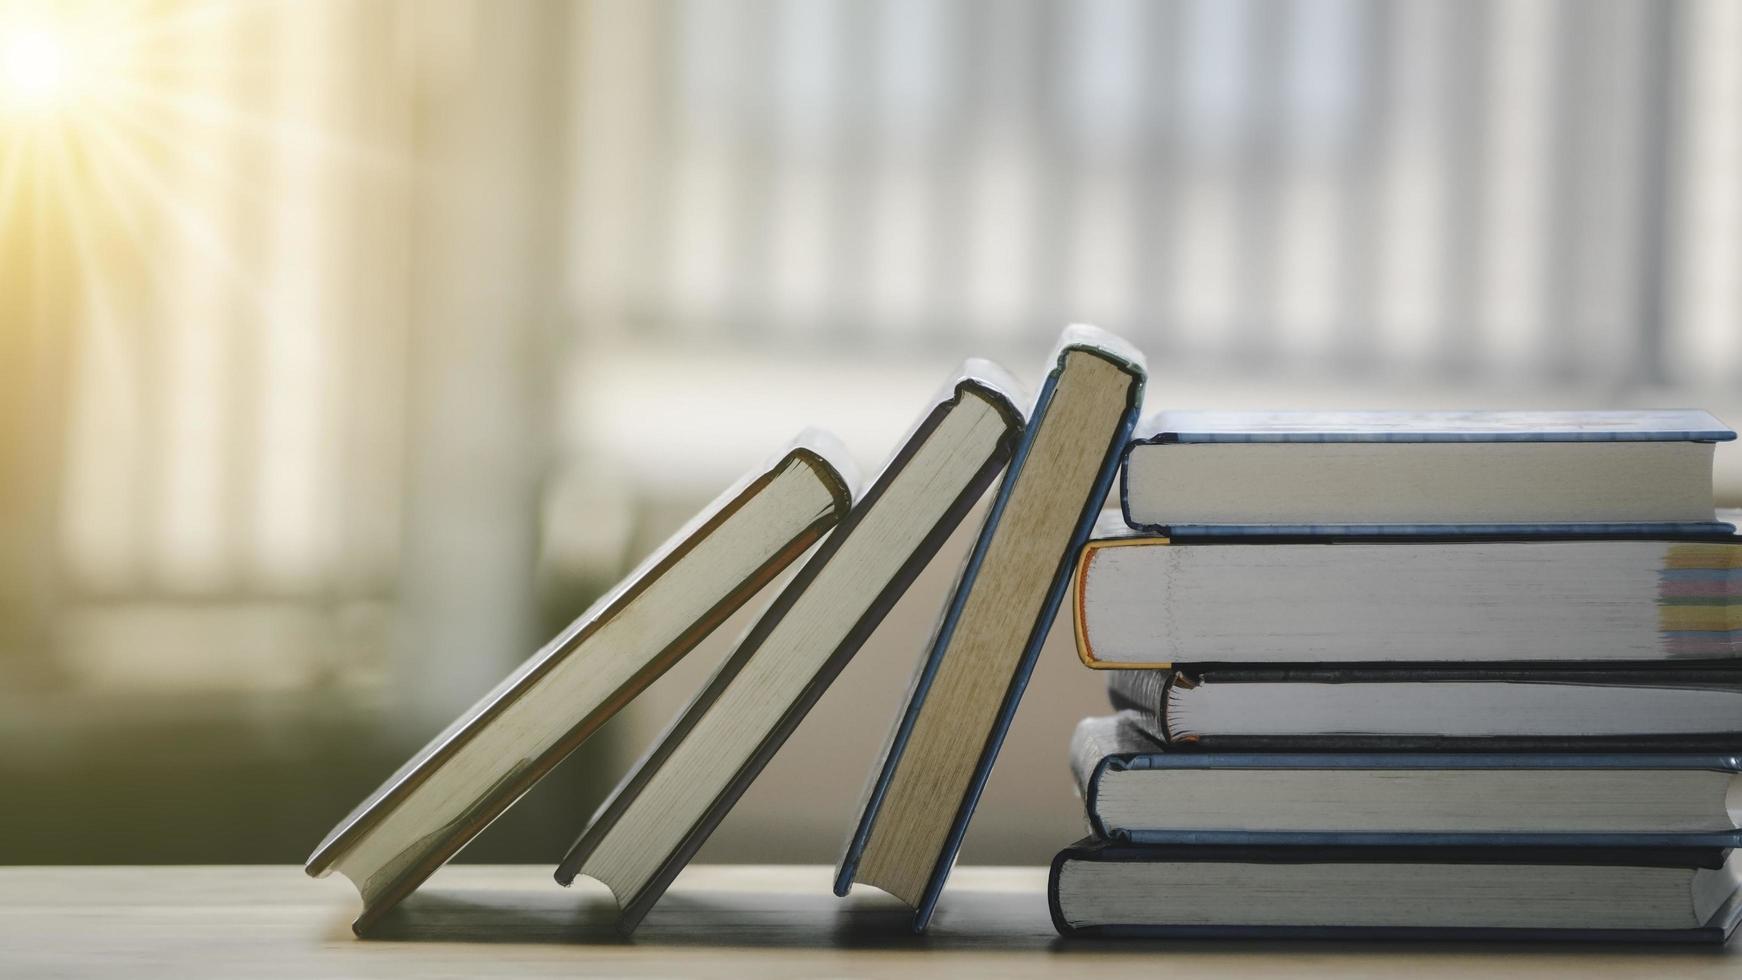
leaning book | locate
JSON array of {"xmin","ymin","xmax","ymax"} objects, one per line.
[
  {"xmin": 836, "ymin": 324, "xmax": 1146, "ymax": 931},
  {"xmin": 557, "ymin": 363, "xmax": 1024, "ymax": 933},
  {"xmin": 305, "ymin": 432, "xmax": 855, "ymax": 933}
]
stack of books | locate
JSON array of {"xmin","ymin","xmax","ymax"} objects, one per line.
[
  {"xmin": 303, "ymin": 323, "xmax": 1740, "ymax": 944},
  {"xmin": 1056, "ymin": 410, "xmax": 1742, "ymax": 942}
]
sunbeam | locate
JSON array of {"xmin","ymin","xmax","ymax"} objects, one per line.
[
  {"xmin": 0, "ymin": 0, "xmax": 406, "ymax": 334},
  {"xmin": 95, "ymin": 74, "xmax": 411, "ymax": 177},
  {"xmin": 44, "ymin": 114, "xmax": 138, "ymax": 416},
  {"xmin": 74, "ymin": 104, "xmax": 273, "ymax": 322}
]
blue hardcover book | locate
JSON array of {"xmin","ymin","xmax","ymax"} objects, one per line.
[
  {"xmin": 1049, "ymin": 838, "xmax": 1742, "ymax": 942},
  {"xmin": 1120, "ymin": 409, "xmax": 1736, "ymax": 537},
  {"xmin": 834, "ymin": 325, "xmax": 1145, "ymax": 932},
  {"xmin": 1072, "ymin": 713, "xmax": 1742, "ymax": 849},
  {"xmin": 1106, "ymin": 664, "xmax": 1742, "ymax": 748}
]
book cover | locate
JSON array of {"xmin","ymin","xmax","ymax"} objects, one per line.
[
  {"xmin": 1133, "ymin": 409, "xmax": 1737, "ymax": 443},
  {"xmin": 1161, "ymin": 522, "xmax": 1739, "ymax": 539},
  {"xmin": 305, "ymin": 431, "xmax": 855, "ymax": 933},
  {"xmin": 834, "ymin": 324, "xmax": 1146, "ymax": 931},
  {"xmin": 1107, "ymin": 663, "xmax": 1742, "ymax": 750},
  {"xmin": 1072, "ymin": 712, "xmax": 1742, "ymax": 848},
  {"xmin": 1048, "ymin": 838, "xmax": 1742, "ymax": 942},
  {"xmin": 1120, "ymin": 410, "xmax": 1736, "ymax": 537}
]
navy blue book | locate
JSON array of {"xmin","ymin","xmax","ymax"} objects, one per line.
[
  {"xmin": 1072, "ymin": 713, "xmax": 1742, "ymax": 849},
  {"xmin": 1105, "ymin": 664, "xmax": 1742, "ymax": 749},
  {"xmin": 835, "ymin": 324, "xmax": 1145, "ymax": 931},
  {"xmin": 1119, "ymin": 409, "xmax": 1735, "ymax": 538},
  {"xmin": 1049, "ymin": 838, "xmax": 1742, "ymax": 942}
]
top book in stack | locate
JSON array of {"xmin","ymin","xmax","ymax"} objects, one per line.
[{"xmin": 1121, "ymin": 410, "xmax": 1736, "ymax": 537}]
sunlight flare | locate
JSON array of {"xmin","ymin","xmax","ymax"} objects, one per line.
[
  {"xmin": 1, "ymin": 27, "xmax": 67, "ymax": 108},
  {"xmin": 0, "ymin": 0, "xmax": 401, "ymax": 308}
]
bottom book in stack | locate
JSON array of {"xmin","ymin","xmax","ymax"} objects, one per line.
[{"xmin": 1052, "ymin": 713, "xmax": 1742, "ymax": 942}]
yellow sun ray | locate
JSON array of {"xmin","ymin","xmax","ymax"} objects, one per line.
[
  {"xmin": 1, "ymin": 0, "xmax": 403, "ymax": 389},
  {"xmin": 65, "ymin": 111, "xmax": 169, "ymax": 273},
  {"xmin": 73, "ymin": 103, "xmax": 272, "ymax": 320},
  {"xmin": 0, "ymin": 126, "xmax": 30, "ymax": 254},
  {"xmin": 91, "ymin": 72, "xmax": 408, "ymax": 178},
  {"xmin": 87, "ymin": 95, "xmax": 297, "ymax": 219},
  {"xmin": 86, "ymin": 0, "xmax": 290, "ymax": 56},
  {"xmin": 44, "ymin": 116, "xmax": 141, "ymax": 408}
]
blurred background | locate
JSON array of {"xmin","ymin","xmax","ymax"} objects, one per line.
[{"xmin": 2, "ymin": 0, "xmax": 1739, "ymax": 871}]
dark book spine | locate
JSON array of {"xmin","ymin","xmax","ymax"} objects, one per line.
[
  {"xmin": 1048, "ymin": 837, "xmax": 1738, "ymax": 942},
  {"xmin": 1175, "ymin": 733, "xmax": 1742, "ymax": 753},
  {"xmin": 1181, "ymin": 662, "xmax": 1742, "ymax": 687},
  {"xmin": 1146, "ymin": 662, "xmax": 1742, "ymax": 751}
]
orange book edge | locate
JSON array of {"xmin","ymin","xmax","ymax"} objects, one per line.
[{"xmin": 1074, "ymin": 535, "xmax": 1173, "ymax": 670}]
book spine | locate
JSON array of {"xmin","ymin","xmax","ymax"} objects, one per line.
[
  {"xmin": 1160, "ymin": 521, "xmax": 1739, "ymax": 539},
  {"xmin": 1113, "ymin": 829, "xmax": 1742, "ymax": 848},
  {"xmin": 1046, "ymin": 845, "xmax": 1075, "ymax": 937},
  {"xmin": 1053, "ymin": 921, "xmax": 1732, "ymax": 943},
  {"xmin": 910, "ymin": 350, "xmax": 1145, "ymax": 931},
  {"xmin": 1186, "ymin": 663, "xmax": 1742, "ymax": 686},
  {"xmin": 1169, "ymin": 733, "xmax": 1742, "ymax": 753}
]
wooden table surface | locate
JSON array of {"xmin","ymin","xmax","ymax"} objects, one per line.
[{"xmin": 2, "ymin": 864, "xmax": 1738, "ymax": 978}]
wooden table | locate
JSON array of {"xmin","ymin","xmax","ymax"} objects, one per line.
[{"xmin": 2, "ymin": 865, "xmax": 1737, "ymax": 978}]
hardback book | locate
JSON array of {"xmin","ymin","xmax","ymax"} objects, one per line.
[
  {"xmin": 1071, "ymin": 713, "xmax": 1742, "ymax": 847},
  {"xmin": 555, "ymin": 363, "xmax": 1025, "ymax": 933},
  {"xmin": 1049, "ymin": 838, "xmax": 1742, "ymax": 942},
  {"xmin": 1073, "ymin": 517, "xmax": 1742, "ymax": 667},
  {"xmin": 1120, "ymin": 409, "xmax": 1735, "ymax": 536},
  {"xmin": 836, "ymin": 324, "xmax": 1146, "ymax": 931},
  {"xmin": 1108, "ymin": 664, "xmax": 1742, "ymax": 749},
  {"xmin": 305, "ymin": 432, "xmax": 856, "ymax": 933}
]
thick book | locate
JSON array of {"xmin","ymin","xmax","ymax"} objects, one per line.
[
  {"xmin": 835, "ymin": 325, "xmax": 1146, "ymax": 931},
  {"xmin": 1048, "ymin": 838, "xmax": 1742, "ymax": 941},
  {"xmin": 304, "ymin": 433, "xmax": 856, "ymax": 933},
  {"xmin": 1120, "ymin": 409, "xmax": 1735, "ymax": 537},
  {"xmin": 555, "ymin": 364, "xmax": 1025, "ymax": 933},
  {"xmin": 1108, "ymin": 664, "xmax": 1742, "ymax": 749},
  {"xmin": 1071, "ymin": 713, "xmax": 1742, "ymax": 847},
  {"xmin": 1073, "ymin": 518, "xmax": 1742, "ymax": 667}
]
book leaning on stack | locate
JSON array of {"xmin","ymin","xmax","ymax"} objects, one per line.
[
  {"xmin": 308, "ymin": 325, "xmax": 1147, "ymax": 936},
  {"xmin": 1057, "ymin": 410, "xmax": 1742, "ymax": 942}
]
